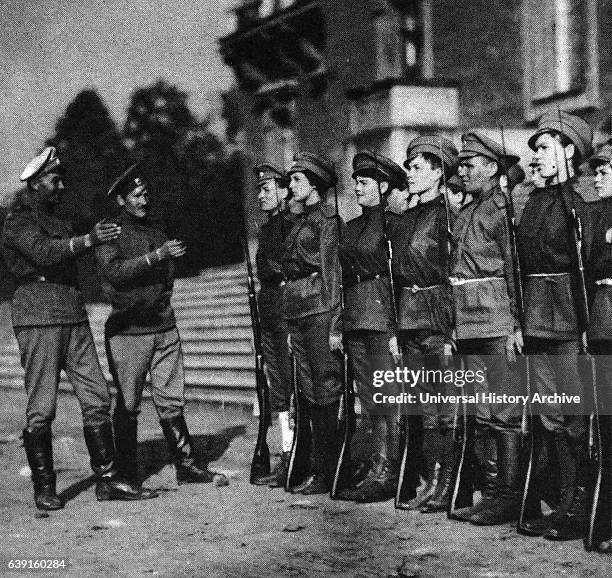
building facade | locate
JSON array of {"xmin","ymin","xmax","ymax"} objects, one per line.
[{"xmin": 219, "ymin": 0, "xmax": 612, "ymax": 229}]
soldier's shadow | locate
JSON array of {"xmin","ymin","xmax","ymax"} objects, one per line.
[{"xmin": 58, "ymin": 425, "xmax": 245, "ymax": 504}]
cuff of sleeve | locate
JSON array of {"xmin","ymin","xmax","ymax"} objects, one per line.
[{"xmin": 69, "ymin": 235, "xmax": 89, "ymax": 254}]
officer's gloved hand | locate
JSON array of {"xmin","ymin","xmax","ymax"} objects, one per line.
[
  {"xmin": 88, "ymin": 220, "xmax": 121, "ymax": 245},
  {"xmin": 157, "ymin": 240, "xmax": 186, "ymax": 261}
]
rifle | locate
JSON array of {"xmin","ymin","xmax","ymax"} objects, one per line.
[
  {"xmin": 552, "ymin": 109, "xmax": 603, "ymax": 550},
  {"xmin": 238, "ymin": 199, "xmax": 272, "ymax": 484},
  {"xmin": 330, "ymin": 170, "xmax": 355, "ymax": 499},
  {"xmin": 285, "ymin": 347, "xmax": 313, "ymax": 490},
  {"xmin": 432, "ymin": 137, "xmax": 476, "ymax": 516},
  {"xmin": 495, "ymin": 127, "xmax": 540, "ymax": 528}
]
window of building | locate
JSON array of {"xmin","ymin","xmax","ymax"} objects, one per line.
[{"xmin": 522, "ymin": 0, "xmax": 599, "ymax": 120}]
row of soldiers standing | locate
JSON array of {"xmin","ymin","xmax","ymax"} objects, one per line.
[{"xmin": 251, "ymin": 109, "xmax": 611, "ymax": 553}]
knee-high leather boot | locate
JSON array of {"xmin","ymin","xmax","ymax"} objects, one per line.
[
  {"xmin": 83, "ymin": 422, "xmax": 157, "ymax": 501},
  {"xmin": 23, "ymin": 427, "xmax": 63, "ymax": 511},
  {"xmin": 160, "ymin": 413, "xmax": 228, "ymax": 485}
]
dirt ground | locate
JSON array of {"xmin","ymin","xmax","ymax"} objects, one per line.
[{"xmin": 0, "ymin": 388, "xmax": 609, "ymax": 578}]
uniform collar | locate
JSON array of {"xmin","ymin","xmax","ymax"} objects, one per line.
[{"xmin": 304, "ymin": 201, "xmax": 321, "ymax": 214}]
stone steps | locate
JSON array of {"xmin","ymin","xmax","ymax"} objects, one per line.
[{"xmin": 0, "ymin": 263, "xmax": 259, "ymax": 409}]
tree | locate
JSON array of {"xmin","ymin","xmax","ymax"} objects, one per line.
[
  {"xmin": 47, "ymin": 89, "xmax": 130, "ymax": 226},
  {"xmin": 124, "ymin": 80, "xmax": 242, "ymax": 273},
  {"xmin": 45, "ymin": 89, "xmax": 130, "ymax": 301}
]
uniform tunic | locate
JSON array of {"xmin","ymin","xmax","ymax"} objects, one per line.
[
  {"xmin": 388, "ymin": 196, "xmax": 454, "ymax": 429},
  {"xmin": 516, "ymin": 182, "xmax": 590, "ymax": 438},
  {"xmin": 281, "ymin": 201, "xmax": 342, "ymax": 406},
  {"xmin": 1, "ymin": 196, "xmax": 111, "ymax": 432},
  {"xmin": 339, "ymin": 204, "xmax": 394, "ymax": 414},
  {"xmin": 451, "ymin": 181, "xmax": 522, "ymax": 430},
  {"xmin": 96, "ymin": 211, "xmax": 184, "ymax": 419},
  {"xmin": 586, "ymin": 196, "xmax": 612, "ymax": 543},
  {"xmin": 256, "ymin": 212, "xmax": 292, "ymax": 412}
]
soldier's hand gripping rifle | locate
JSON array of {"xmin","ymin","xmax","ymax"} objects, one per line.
[
  {"xmin": 434, "ymin": 138, "xmax": 476, "ymax": 515},
  {"xmin": 496, "ymin": 127, "xmax": 540, "ymax": 529},
  {"xmin": 330, "ymin": 172, "xmax": 355, "ymax": 499},
  {"xmin": 551, "ymin": 108, "xmax": 604, "ymax": 550},
  {"xmin": 237, "ymin": 199, "xmax": 272, "ymax": 484}
]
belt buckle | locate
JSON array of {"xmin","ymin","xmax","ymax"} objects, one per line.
[{"xmin": 410, "ymin": 285, "xmax": 420, "ymax": 294}]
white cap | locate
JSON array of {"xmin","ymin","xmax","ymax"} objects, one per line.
[{"xmin": 20, "ymin": 147, "xmax": 61, "ymax": 182}]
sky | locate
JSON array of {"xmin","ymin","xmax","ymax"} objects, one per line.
[{"xmin": 0, "ymin": 0, "xmax": 236, "ymax": 204}]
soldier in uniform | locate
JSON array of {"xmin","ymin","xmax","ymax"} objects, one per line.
[
  {"xmin": 281, "ymin": 152, "xmax": 343, "ymax": 495},
  {"xmin": 250, "ymin": 164, "xmax": 294, "ymax": 488},
  {"xmin": 517, "ymin": 111, "xmax": 593, "ymax": 540},
  {"xmin": 584, "ymin": 142, "xmax": 612, "ymax": 553},
  {"xmin": 96, "ymin": 165, "xmax": 227, "ymax": 488},
  {"xmin": 387, "ymin": 135, "xmax": 459, "ymax": 512},
  {"xmin": 337, "ymin": 151, "xmax": 404, "ymax": 502},
  {"xmin": 2, "ymin": 147, "xmax": 152, "ymax": 509},
  {"xmin": 450, "ymin": 132, "xmax": 525, "ymax": 525}
]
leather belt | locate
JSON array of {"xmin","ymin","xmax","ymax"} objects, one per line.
[
  {"xmin": 287, "ymin": 271, "xmax": 319, "ymax": 281},
  {"xmin": 526, "ymin": 272, "xmax": 569, "ymax": 278},
  {"xmin": 344, "ymin": 272, "xmax": 387, "ymax": 288},
  {"xmin": 401, "ymin": 283, "xmax": 441, "ymax": 293},
  {"xmin": 449, "ymin": 276, "xmax": 503, "ymax": 286}
]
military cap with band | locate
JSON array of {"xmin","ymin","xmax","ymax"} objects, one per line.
[
  {"xmin": 288, "ymin": 152, "xmax": 337, "ymax": 190},
  {"xmin": 352, "ymin": 151, "xmax": 405, "ymax": 189},
  {"xmin": 253, "ymin": 163, "xmax": 289, "ymax": 187},
  {"xmin": 459, "ymin": 132, "xmax": 520, "ymax": 166},
  {"xmin": 527, "ymin": 109, "xmax": 593, "ymax": 161},
  {"xmin": 588, "ymin": 143, "xmax": 612, "ymax": 169},
  {"xmin": 20, "ymin": 146, "xmax": 62, "ymax": 182},
  {"xmin": 107, "ymin": 164, "xmax": 148, "ymax": 198},
  {"xmin": 405, "ymin": 135, "xmax": 459, "ymax": 173}
]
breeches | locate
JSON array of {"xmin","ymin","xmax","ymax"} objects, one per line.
[{"xmin": 15, "ymin": 322, "xmax": 111, "ymax": 432}]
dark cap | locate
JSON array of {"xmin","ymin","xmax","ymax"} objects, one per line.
[
  {"xmin": 446, "ymin": 174, "xmax": 464, "ymax": 193},
  {"xmin": 20, "ymin": 146, "xmax": 62, "ymax": 182},
  {"xmin": 288, "ymin": 152, "xmax": 337, "ymax": 190},
  {"xmin": 588, "ymin": 143, "xmax": 612, "ymax": 168},
  {"xmin": 405, "ymin": 135, "xmax": 459, "ymax": 173},
  {"xmin": 352, "ymin": 151, "xmax": 406, "ymax": 189},
  {"xmin": 253, "ymin": 163, "xmax": 289, "ymax": 187},
  {"xmin": 505, "ymin": 163, "xmax": 526, "ymax": 189},
  {"xmin": 459, "ymin": 132, "xmax": 520, "ymax": 166},
  {"xmin": 527, "ymin": 110, "xmax": 593, "ymax": 160},
  {"xmin": 108, "ymin": 164, "xmax": 148, "ymax": 198}
]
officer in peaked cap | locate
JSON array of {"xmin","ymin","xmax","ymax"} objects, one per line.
[
  {"xmin": 281, "ymin": 151, "xmax": 343, "ymax": 495},
  {"xmin": 97, "ymin": 164, "xmax": 227, "ymax": 490},
  {"xmin": 386, "ymin": 135, "xmax": 459, "ymax": 512},
  {"xmin": 250, "ymin": 162, "xmax": 296, "ymax": 488},
  {"xmin": 584, "ymin": 141, "xmax": 612, "ymax": 553},
  {"xmin": 1, "ymin": 148, "xmax": 155, "ymax": 509},
  {"xmin": 333, "ymin": 151, "xmax": 402, "ymax": 503},
  {"xmin": 448, "ymin": 131, "xmax": 525, "ymax": 526},
  {"xmin": 517, "ymin": 110, "xmax": 593, "ymax": 540}
]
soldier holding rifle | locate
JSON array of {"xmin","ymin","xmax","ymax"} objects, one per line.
[
  {"xmin": 517, "ymin": 111, "xmax": 593, "ymax": 541},
  {"xmin": 250, "ymin": 164, "xmax": 294, "ymax": 488},
  {"xmin": 584, "ymin": 142, "xmax": 612, "ymax": 553},
  {"xmin": 281, "ymin": 152, "xmax": 343, "ymax": 495},
  {"xmin": 387, "ymin": 136, "xmax": 459, "ymax": 512},
  {"xmin": 335, "ymin": 152, "xmax": 404, "ymax": 503},
  {"xmin": 449, "ymin": 132, "xmax": 525, "ymax": 526}
]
